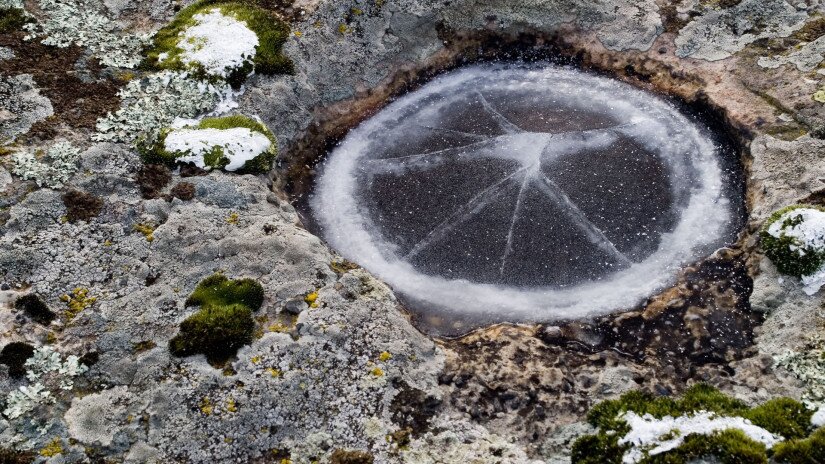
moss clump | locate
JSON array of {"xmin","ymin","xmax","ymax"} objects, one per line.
[
  {"xmin": 0, "ymin": 8, "xmax": 28, "ymax": 33},
  {"xmin": 14, "ymin": 294, "xmax": 56, "ymax": 326},
  {"xmin": 0, "ymin": 447, "xmax": 35, "ymax": 464},
  {"xmin": 0, "ymin": 342, "xmax": 35, "ymax": 378},
  {"xmin": 185, "ymin": 273, "xmax": 264, "ymax": 311},
  {"xmin": 760, "ymin": 205, "xmax": 825, "ymax": 277},
  {"xmin": 169, "ymin": 182, "xmax": 196, "ymax": 201},
  {"xmin": 138, "ymin": 115, "xmax": 277, "ymax": 174},
  {"xmin": 169, "ymin": 274, "xmax": 264, "ymax": 365},
  {"xmin": 329, "ymin": 449, "xmax": 374, "ymax": 464},
  {"xmin": 62, "ymin": 190, "xmax": 104, "ymax": 223},
  {"xmin": 169, "ymin": 303, "xmax": 254, "ymax": 363},
  {"xmin": 572, "ymin": 385, "xmax": 818, "ymax": 464},
  {"xmin": 742, "ymin": 398, "xmax": 813, "ymax": 440},
  {"xmin": 773, "ymin": 427, "xmax": 825, "ymax": 463},
  {"xmin": 135, "ymin": 164, "xmax": 172, "ymax": 199},
  {"xmin": 143, "ymin": 0, "xmax": 292, "ymax": 86}
]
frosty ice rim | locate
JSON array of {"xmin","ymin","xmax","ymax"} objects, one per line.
[{"xmin": 311, "ymin": 63, "xmax": 738, "ymax": 321}]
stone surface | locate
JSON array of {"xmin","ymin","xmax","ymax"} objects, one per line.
[{"xmin": 1, "ymin": 0, "xmax": 825, "ymax": 462}]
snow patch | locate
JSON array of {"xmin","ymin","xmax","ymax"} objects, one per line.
[
  {"xmin": 179, "ymin": 8, "xmax": 258, "ymax": 78},
  {"xmin": 767, "ymin": 208, "xmax": 825, "ymax": 295},
  {"xmin": 164, "ymin": 127, "xmax": 271, "ymax": 171},
  {"xmin": 619, "ymin": 411, "xmax": 783, "ymax": 464},
  {"xmin": 812, "ymin": 405, "xmax": 825, "ymax": 427}
]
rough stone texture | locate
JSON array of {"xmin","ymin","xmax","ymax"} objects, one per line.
[
  {"xmin": 758, "ymin": 35, "xmax": 825, "ymax": 72},
  {"xmin": 1, "ymin": 0, "xmax": 825, "ymax": 462},
  {"xmin": 749, "ymin": 135, "xmax": 825, "ymax": 221},
  {"xmin": 675, "ymin": 0, "xmax": 810, "ymax": 61},
  {"xmin": 0, "ymin": 74, "xmax": 53, "ymax": 144},
  {"xmin": 442, "ymin": 0, "xmax": 663, "ymax": 51}
]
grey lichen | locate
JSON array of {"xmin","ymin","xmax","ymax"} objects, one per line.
[
  {"xmin": 775, "ymin": 333, "xmax": 825, "ymax": 408},
  {"xmin": 0, "ymin": 74, "xmax": 54, "ymax": 145},
  {"xmin": 10, "ymin": 141, "xmax": 81, "ymax": 188},
  {"xmin": 93, "ymin": 71, "xmax": 224, "ymax": 145},
  {"xmin": 22, "ymin": 0, "xmax": 149, "ymax": 68},
  {"xmin": 3, "ymin": 345, "xmax": 88, "ymax": 420},
  {"xmin": 675, "ymin": 0, "xmax": 809, "ymax": 61}
]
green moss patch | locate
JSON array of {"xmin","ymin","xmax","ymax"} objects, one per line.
[
  {"xmin": 759, "ymin": 205, "xmax": 825, "ymax": 277},
  {"xmin": 572, "ymin": 385, "xmax": 818, "ymax": 464},
  {"xmin": 0, "ymin": 8, "xmax": 28, "ymax": 33},
  {"xmin": 185, "ymin": 273, "xmax": 264, "ymax": 311},
  {"xmin": 773, "ymin": 427, "xmax": 825, "ymax": 463},
  {"xmin": 143, "ymin": 0, "xmax": 292, "ymax": 87},
  {"xmin": 139, "ymin": 115, "xmax": 277, "ymax": 174},
  {"xmin": 169, "ymin": 273, "xmax": 264, "ymax": 365}
]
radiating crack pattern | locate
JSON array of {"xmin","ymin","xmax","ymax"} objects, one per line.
[{"xmin": 311, "ymin": 64, "xmax": 742, "ymax": 326}]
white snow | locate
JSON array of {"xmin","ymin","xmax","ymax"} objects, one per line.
[
  {"xmin": 767, "ymin": 207, "xmax": 825, "ymax": 295},
  {"xmin": 178, "ymin": 8, "xmax": 258, "ymax": 78},
  {"xmin": 164, "ymin": 127, "xmax": 271, "ymax": 171},
  {"xmin": 812, "ymin": 405, "xmax": 825, "ymax": 427},
  {"xmin": 618, "ymin": 411, "xmax": 783, "ymax": 464}
]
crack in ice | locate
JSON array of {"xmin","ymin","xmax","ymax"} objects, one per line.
[
  {"xmin": 533, "ymin": 172, "xmax": 632, "ymax": 267},
  {"xmin": 500, "ymin": 166, "xmax": 535, "ymax": 277},
  {"xmin": 405, "ymin": 167, "xmax": 529, "ymax": 260},
  {"xmin": 475, "ymin": 91, "xmax": 522, "ymax": 135}
]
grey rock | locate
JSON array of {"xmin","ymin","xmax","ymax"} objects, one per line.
[
  {"xmin": 676, "ymin": 0, "xmax": 809, "ymax": 61},
  {"xmin": 0, "ymin": 74, "xmax": 53, "ymax": 144}
]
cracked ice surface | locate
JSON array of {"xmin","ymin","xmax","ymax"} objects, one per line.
[{"xmin": 311, "ymin": 64, "xmax": 742, "ymax": 323}]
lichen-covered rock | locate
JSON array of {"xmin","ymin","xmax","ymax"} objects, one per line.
[
  {"xmin": 140, "ymin": 115, "xmax": 278, "ymax": 174},
  {"xmin": 22, "ymin": 0, "xmax": 149, "ymax": 68},
  {"xmin": 675, "ymin": 0, "xmax": 810, "ymax": 61},
  {"xmin": 0, "ymin": 74, "xmax": 53, "ymax": 144},
  {"xmin": 760, "ymin": 205, "xmax": 825, "ymax": 294},
  {"xmin": 64, "ymin": 385, "xmax": 130, "ymax": 446},
  {"xmin": 443, "ymin": 0, "xmax": 663, "ymax": 51}
]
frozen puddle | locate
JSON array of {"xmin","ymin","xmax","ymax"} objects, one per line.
[{"xmin": 311, "ymin": 63, "xmax": 743, "ymax": 334}]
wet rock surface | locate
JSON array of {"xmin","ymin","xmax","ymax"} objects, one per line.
[{"xmin": 0, "ymin": 0, "xmax": 824, "ymax": 462}]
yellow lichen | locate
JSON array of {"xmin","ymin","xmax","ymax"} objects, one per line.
[
  {"xmin": 294, "ymin": 30, "xmax": 303, "ymax": 37},
  {"xmin": 40, "ymin": 438, "xmax": 63, "ymax": 457},
  {"xmin": 379, "ymin": 351, "xmax": 392, "ymax": 362},
  {"xmin": 266, "ymin": 367, "xmax": 281, "ymax": 378},
  {"xmin": 269, "ymin": 322, "xmax": 289, "ymax": 333},
  {"xmin": 304, "ymin": 291, "xmax": 319, "ymax": 308},
  {"xmin": 103, "ymin": 239, "xmax": 113, "ymax": 247},
  {"xmin": 370, "ymin": 367, "xmax": 384, "ymax": 377},
  {"xmin": 133, "ymin": 222, "xmax": 156, "ymax": 242},
  {"xmin": 251, "ymin": 355, "xmax": 262, "ymax": 365},
  {"xmin": 814, "ymin": 86, "xmax": 825, "ymax": 103},
  {"xmin": 226, "ymin": 212, "xmax": 240, "ymax": 225},
  {"xmin": 59, "ymin": 287, "xmax": 97, "ymax": 320},
  {"xmin": 226, "ymin": 397, "xmax": 237, "ymax": 413},
  {"xmin": 200, "ymin": 397, "xmax": 213, "ymax": 415},
  {"xmin": 351, "ymin": 7, "xmax": 363, "ymax": 15},
  {"xmin": 338, "ymin": 24, "xmax": 351, "ymax": 34}
]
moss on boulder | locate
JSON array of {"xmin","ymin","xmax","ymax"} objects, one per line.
[
  {"xmin": 571, "ymin": 385, "xmax": 818, "ymax": 464},
  {"xmin": 139, "ymin": 115, "xmax": 277, "ymax": 174},
  {"xmin": 169, "ymin": 273, "xmax": 264, "ymax": 365},
  {"xmin": 143, "ymin": 0, "xmax": 292, "ymax": 86},
  {"xmin": 760, "ymin": 204, "xmax": 825, "ymax": 278}
]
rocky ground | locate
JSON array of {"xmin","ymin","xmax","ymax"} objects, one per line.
[{"xmin": 1, "ymin": 0, "xmax": 824, "ymax": 462}]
